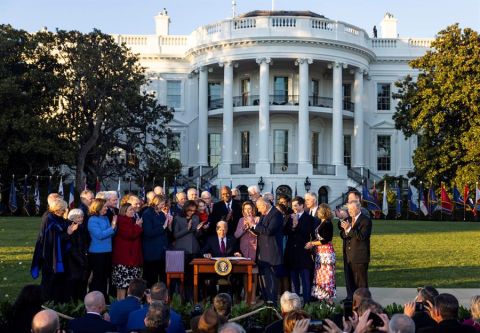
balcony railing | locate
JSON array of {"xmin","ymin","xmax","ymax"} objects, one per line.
[
  {"xmin": 209, "ymin": 95, "xmax": 354, "ymax": 111},
  {"xmin": 271, "ymin": 163, "xmax": 298, "ymax": 174},
  {"xmin": 313, "ymin": 164, "xmax": 336, "ymax": 175},
  {"xmin": 231, "ymin": 164, "xmax": 255, "ymax": 174}
]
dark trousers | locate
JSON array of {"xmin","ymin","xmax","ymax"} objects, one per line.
[
  {"xmin": 41, "ymin": 272, "xmax": 69, "ymax": 304},
  {"xmin": 258, "ymin": 261, "xmax": 279, "ymax": 305},
  {"xmin": 290, "ymin": 268, "xmax": 312, "ymax": 304},
  {"xmin": 88, "ymin": 252, "xmax": 111, "ymax": 301},
  {"xmin": 345, "ymin": 261, "xmax": 369, "ymax": 296},
  {"xmin": 343, "ymin": 242, "xmax": 354, "ymax": 299},
  {"xmin": 68, "ymin": 279, "xmax": 87, "ymax": 302},
  {"xmin": 143, "ymin": 259, "xmax": 166, "ymax": 288}
]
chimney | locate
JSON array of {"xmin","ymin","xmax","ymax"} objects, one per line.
[
  {"xmin": 380, "ymin": 12, "xmax": 398, "ymax": 38},
  {"xmin": 154, "ymin": 8, "xmax": 170, "ymax": 35}
]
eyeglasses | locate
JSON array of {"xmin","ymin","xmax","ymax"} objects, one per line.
[{"xmin": 187, "ymin": 209, "xmax": 196, "ymax": 213}]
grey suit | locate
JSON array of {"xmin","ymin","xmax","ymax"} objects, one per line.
[{"xmin": 173, "ymin": 215, "xmax": 202, "ymax": 255}]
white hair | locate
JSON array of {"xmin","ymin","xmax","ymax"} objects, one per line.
[
  {"xmin": 219, "ymin": 322, "xmax": 246, "ymax": 333},
  {"xmin": 49, "ymin": 199, "xmax": 67, "ymax": 212},
  {"xmin": 67, "ymin": 208, "xmax": 84, "ymax": 221},
  {"xmin": 280, "ymin": 291, "xmax": 302, "ymax": 313},
  {"xmin": 389, "ymin": 314, "xmax": 415, "ymax": 333},
  {"xmin": 216, "ymin": 220, "xmax": 228, "ymax": 229},
  {"xmin": 201, "ymin": 191, "xmax": 211, "ymax": 198},
  {"xmin": 248, "ymin": 185, "xmax": 260, "ymax": 194},
  {"xmin": 84, "ymin": 291, "xmax": 105, "ymax": 313},
  {"xmin": 304, "ymin": 191, "xmax": 317, "ymax": 203},
  {"xmin": 103, "ymin": 191, "xmax": 118, "ymax": 200}
]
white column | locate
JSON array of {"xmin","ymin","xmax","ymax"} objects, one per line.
[
  {"xmin": 297, "ymin": 58, "xmax": 313, "ymax": 175},
  {"xmin": 198, "ymin": 66, "xmax": 208, "ymax": 166},
  {"xmin": 331, "ymin": 62, "xmax": 344, "ymax": 167},
  {"xmin": 256, "ymin": 57, "xmax": 271, "ymax": 175},
  {"xmin": 219, "ymin": 61, "xmax": 234, "ymax": 177},
  {"xmin": 353, "ymin": 68, "xmax": 365, "ymax": 168}
]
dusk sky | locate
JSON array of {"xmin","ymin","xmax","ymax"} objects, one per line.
[{"xmin": 1, "ymin": 0, "xmax": 479, "ymax": 37}]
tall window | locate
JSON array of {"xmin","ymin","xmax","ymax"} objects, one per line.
[
  {"xmin": 311, "ymin": 132, "xmax": 319, "ymax": 167},
  {"xmin": 311, "ymin": 79, "xmax": 319, "ymax": 106},
  {"xmin": 274, "ymin": 130, "xmax": 288, "ymax": 165},
  {"xmin": 343, "ymin": 83, "xmax": 352, "ymax": 111},
  {"xmin": 167, "ymin": 133, "xmax": 181, "ymax": 161},
  {"xmin": 167, "ymin": 80, "xmax": 181, "ymax": 109},
  {"xmin": 241, "ymin": 79, "xmax": 250, "ymax": 106},
  {"xmin": 377, "ymin": 83, "xmax": 391, "ymax": 110},
  {"xmin": 344, "ymin": 135, "xmax": 352, "ymax": 168},
  {"xmin": 273, "ymin": 76, "xmax": 288, "ymax": 104},
  {"xmin": 377, "ymin": 135, "xmax": 391, "ymax": 171},
  {"xmin": 208, "ymin": 82, "xmax": 222, "ymax": 109},
  {"xmin": 241, "ymin": 131, "xmax": 250, "ymax": 168},
  {"xmin": 208, "ymin": 133, "xmax": 221, "ymax": 167}
]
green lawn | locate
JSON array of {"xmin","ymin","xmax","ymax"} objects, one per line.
[{"xmin": 0, "ymin": 217, "xmax": 479, "ymax": 302}]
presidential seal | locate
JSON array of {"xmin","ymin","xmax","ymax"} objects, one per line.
[{"xmin": 214, "ymin": 258, "xmax": 232, "ymax": 276}]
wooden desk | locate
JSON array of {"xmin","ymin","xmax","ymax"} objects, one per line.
[{"xmin": 190, "ymin": 258, "xmax": 255, "ymax": 303}]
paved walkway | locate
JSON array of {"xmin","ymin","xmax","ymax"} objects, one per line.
[{"xmin": 335, "ymin": 287, "xmax": 480, "ymax": 307}]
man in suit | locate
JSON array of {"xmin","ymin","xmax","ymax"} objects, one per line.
[
  {"xmin": 284, "ymin": 196, "xmax": 315, "ymax": 304},
  {"xmin": 247, "ymin": 197, "xmax": 284, "ymax": 305},
  {"xmin": 109, "ymin": 278, "xmax": 146, "ymax": 332},
  {"xmin": 419, "ymin": 293, "xmax": 476, "ymax": 333},
  {"xmin": 171, "ymin": 191, "xmax": 187, "ymax": 217},
  {"xmin": 208, "ymin": 186, "xmax": 241, "ymax": 237},
  {"xmin": 69, "ymin": 291, "xmax": 117, "ymax": 333},
  {"xmin": 304, "ymin": 192, "xmax": 319, "ymax": 218},
  {"xmin": 104, "ymin": 191, "xmax": 119, "ymax": 222},
  {"xmin": 126, "ymin": 282, "xmax": 185, "ymax": 333},
  {"xmin": 202, "ymin": 221, "xmax": 241, "ymax": 258},
  {"xmin": 32, "ymin": 309, "xmax": 61, "ymax": 333},
  {"xmin": 201, "ymin": 190, "xmax": 214, "ymax": 214},
  {"xmin": 340, "ymin": 200, "xmax": 372, "ymax": 298}
]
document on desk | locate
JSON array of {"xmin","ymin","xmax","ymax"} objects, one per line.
[{"xmin": 211, "ymin": 257, "xmax": 249, "ymax": 260}]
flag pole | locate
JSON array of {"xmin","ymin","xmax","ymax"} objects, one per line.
[
  {"xmin": 463, "ymin": 184, "xmax": 466, "ymax": 222},
  {"xmin": 440, "ymin": 182, "xmax": 443, "ymax": 222}
]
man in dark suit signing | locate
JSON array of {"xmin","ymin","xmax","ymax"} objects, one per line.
[
  {"xmin": 246, "ymin": 197, "xmax": 284, "ymax": 305},
  {"xmin": 208, "ymin": 186, "xmax": 242, "ymax": 237},
  {"xmin": 340, "ymin": 200, "xmax": 372, "ymax": 296},
  {"xmin": 202, "ymin": 221, "xmax": 241, "ymax": 258},
  {"xmin": 69, "ymin": 291, "xmax": 117, "ymax": 333}
]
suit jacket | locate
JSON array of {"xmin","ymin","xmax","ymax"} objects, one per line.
[
  {"xmin": 68, "ymin": 313, "xmax": 117, "ymax": 333},
  {"xmin": 284, "ymin": 212, "xmax": 315, "ymax": 270},
  {"xmin": 340, "ymin": 213, "xmax": 372, "ymax": 264},
  {"xmin": 109, "ymin": 295, "xmax": 142, "ymax": 333},
  {"xmin": 419, "ymin": 319, "xmax": 477, "ymax": 333},
  {"xmin": 208, "ymin": 200, "xmax": 242, "ymax": 236},
  {"xmin": 142, "ymin": 207, "xmax": 168, "ymax": 261},
  {"xmin": 126, "ymin": 306, "xmax": 185, "ymax": 333},
  {"xmin": 173, "ymin": 214, "xmax": 202, "ymax": 255},
  {"xmin": 252, "ymin": 207, "xmax": 284, "ymax": 266},
  {"xmin": 201, "ymin": 235, "xmax": 239, "ymax": 257}
]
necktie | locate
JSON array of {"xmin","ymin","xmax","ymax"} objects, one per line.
[{"xmin": 221, "ymin": 238, "xmax": 226, "ymax": 255}]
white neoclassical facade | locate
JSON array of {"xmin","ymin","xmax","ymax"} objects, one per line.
[{"xmin": 112, "ymin": 10, "xmax": 432, "ymax": 204}]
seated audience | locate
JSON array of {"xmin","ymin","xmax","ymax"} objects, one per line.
[
  {"xmin": 420, "ymin": 293, "xmax": 476, "ymax": 333},
  {"xmin": 283, "ymin": 309, "xmax": 311, "ymax": 333},
  {"xmin": 192, "ymin": 308, "xmax": 227, "ymax": 333},
  {"xmin": 265, "ymin": 291, "xmax": 302, "ymax": 333},
  {"xmin": 8, "ymin": 284, "xmax": 43, "ymax": 333},
  {"xmin": 68, "ymin": 291, "xmax": 116, "ymax": 333},
  {"xmin": 463, "ymin": 296, "xmax": 480, "ymax": 331},
  {"xmin": 219, "ymin": 322, "xmax": 246, "ymax": 333},
  {"xmin": 141, "ymin": 302, "xmax": 170, "ymax": 333},
  {"xmin": 213, "ymin": 293, "xmax": 232, "ymax": 319},
  {"xmin": 109, "ymin": 278, "xmax": 146, "ymax": 332},
  {"xmin": 390, "ymin": 314, "xmax": 416, "ymax": 333},
  {"xmin": 31, "ymin": 309, "xmax": 62, "ymax": 333},
  {"xmin": 126, "ymin": 282, "xmax": 185, "ymax": 333},
  {"xmin": 404, "ymin": 286, "xmax": 438, "ymax": 332}
]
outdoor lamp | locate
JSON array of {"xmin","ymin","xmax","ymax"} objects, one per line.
[
  {"xmin": 258, "ymin": 177, "xmax": 265, "ymax": 192},
  {"xmin": 304, "ymin": 177, "xmax": 311, "ymax": 192}
]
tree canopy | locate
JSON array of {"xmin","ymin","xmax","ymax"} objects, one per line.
[{"xmin": 393, "ymin": 24, "xmax": 480, "ymax": 188}]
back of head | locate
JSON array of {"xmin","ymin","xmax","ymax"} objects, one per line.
[
  {"xmin": 417, "ymin": 286, "xmax": 439, "ymax": 305},
  {"xmin": 357, "ymin": 298, "xmax": 383, "ymax": 316},
  {"xmin": 13, "ymin": 284, "xmax": 43, "ymax": 311},
  {"xmin": 219, "ymin": 322, "xmax": 246, "ymax": 333},
  {"xmin": 280, "ymin": 291, "xmax": 302, "ymax": 314},
  {"xmin": 150, "ymin": 282, "xmax": 168, "ymax": 302},
  {"xmin": 283, "ymin": 310, "xmax": 311, "ymax": 333},
  {"xmin": 31, "ymin": 309, "xmax": 59, "ymax": 333},
  {"xmin": 128, "ymin": 278, "xmax": 147, "ymax": 298},
  {"xmin": 389, "ymin": 314, "xmax": 415, "ymax": 333},
  {"xmin": 353, "ymin": 287, "xmax": 372, "ymax": 311},
  {"xmin": 145, "ymin": 302, "xmax": 170, "ymax": 331},
  {"xmin": 198, "ymin": 308, "xmax": 226, "ymax": 333},
  {"xmin": 434, "ymin": 293, "xmax": 459, "ymax": 321},
  {"xmin": 84, "ymin": 291, "xmax": 105, "ymax": 313},
  {"xmin": 471, "ymin": 295, "xmax": 480, "ymax": 321},
  {"xmin": 213, "ymin": 293, "xmax": 232, "ymax": 317}
]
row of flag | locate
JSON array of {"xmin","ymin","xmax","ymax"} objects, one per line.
[{"xmin": 361, "ymin": 180, "xmax": 480, "ymax": 218}]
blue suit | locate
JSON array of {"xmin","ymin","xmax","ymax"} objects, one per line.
[
  {"xmin": 68, "ymin": 313, "xmax": 117, "ymax": 333},
  {"xmin": 109, "ymin": 295, "xmax": 141, "ymax": 332},
  {"xmin": 126, "ymin": 305, "xmax": 185, "ymax": 333}
]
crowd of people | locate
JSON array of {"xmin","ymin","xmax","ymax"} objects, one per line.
[{"xmin": 6, "ymin": 184, "xmax": 477, "ymax": 332}]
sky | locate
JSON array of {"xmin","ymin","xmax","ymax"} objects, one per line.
[{"xmin": 0, "ymin": 0, "xmax": 479, "ymax": 38}]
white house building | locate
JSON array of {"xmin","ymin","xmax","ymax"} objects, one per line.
[{"xmin": 112, "ymin": 9, "xmax": 432, "ymax": 204}]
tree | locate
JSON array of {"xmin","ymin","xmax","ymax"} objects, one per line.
[
  {"xmin": 41, "ymin": 29, "xmax": 177, "ymax": 190},
  {"xmin": 393, "ymin": 24, "xmax": 480, "ymax": 188},
  {"xmin": 0, "ymin": 25, "xmax": 70, "ymax": 178}
]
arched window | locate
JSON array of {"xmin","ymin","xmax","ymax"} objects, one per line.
[
  {"xmin": 318, "ymin": 186, "xmax": 329, "ymax": 204},
  {"xmin": 275, "ymin": 185, "xmax": 292, "ymax": 202},
  {"xmin": 237, "ymin": 185, "xmax": 249, "ymax": 202}
]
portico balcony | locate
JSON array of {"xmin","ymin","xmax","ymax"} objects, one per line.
[
  {"xmin": 231, "ymin": 163, "xmax": 256, "ymax": 174},
  {"xmin": 271, "ymin": 163, "xmax": 298, "ymax": 174},
  {"xmin": 313, "ymin": 164, "xmax": 336, "ymax": 175}
]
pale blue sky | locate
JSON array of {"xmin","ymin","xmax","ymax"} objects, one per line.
[{"xmin": 1, "ymin": 0, "xmax": 478, "ymax": 38}]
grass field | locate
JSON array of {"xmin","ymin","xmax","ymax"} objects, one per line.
[{"xmin": 0, "ymin": 217, "xmax": 479, "ymax": 302}]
